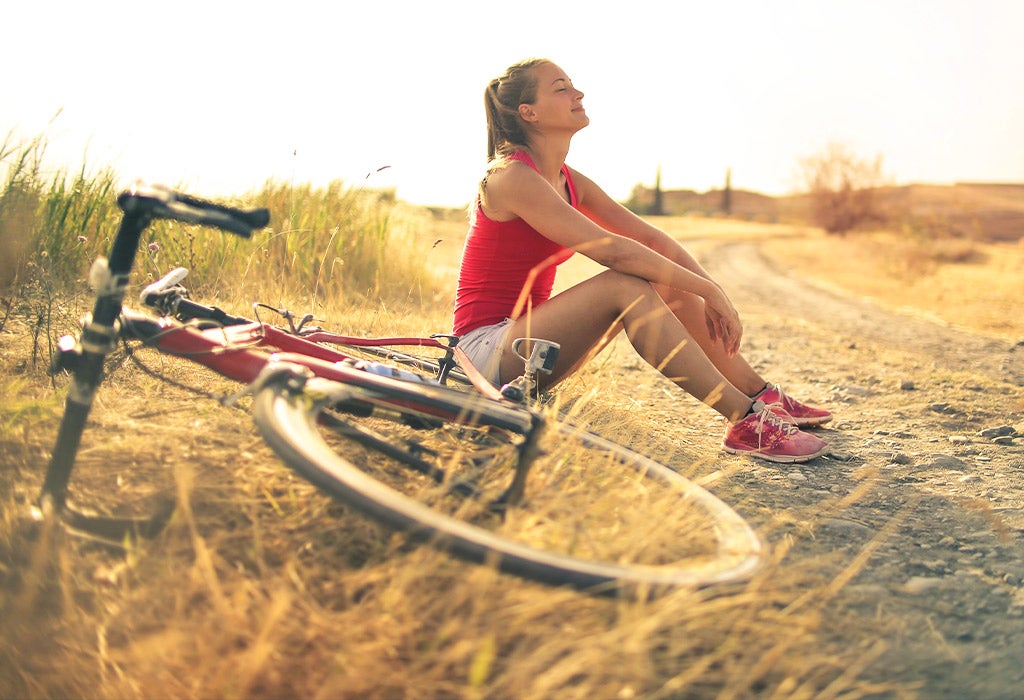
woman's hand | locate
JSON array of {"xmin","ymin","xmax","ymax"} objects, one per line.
[{"xmin": 703, "ymin": 286, "xmax": 743, "ymax": 356}]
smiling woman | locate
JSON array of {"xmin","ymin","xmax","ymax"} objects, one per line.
[{"xmin": 452, "ymin": 57, "xmax": 833, "ymax": 464}]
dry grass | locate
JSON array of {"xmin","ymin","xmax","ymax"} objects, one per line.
[
  {"xmin": 9, "ymin": 127, "xmax": 1013, "ymax": 696},
  {"xmin": 761, "ymin": 229, "xmax": 1024, "ymax": 341},
  {"xmin": 0, "ymin": 316, "xmax": 904, "ymax": 699},
  {"xmin": 6, "ymin": 184, "xmax": 1006, "ymax": 697},
  {"xmin": 617, "ymin": 213, "xmax": 1023, "ymax": 342},
  {"xmin": 0, "ymin": 208, "xmax": 919, "ymax": 698}
]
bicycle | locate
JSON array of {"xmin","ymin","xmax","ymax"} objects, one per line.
[{"xmin": 38, "ymin": 182, "xmax": 763, "ymax": 594}]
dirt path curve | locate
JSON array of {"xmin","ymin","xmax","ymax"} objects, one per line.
[
  {"xmin": 689, "ymin": 238, "xmax": 1024, "ymax": 698},
  {"xmin": 701, "ymin": 240, "xmax": 1024, "ymax": 387}
]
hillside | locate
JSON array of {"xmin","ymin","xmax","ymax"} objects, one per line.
[{"xmin": 628, "ymin": 182, "xmax": 1024, "ymax": 242}]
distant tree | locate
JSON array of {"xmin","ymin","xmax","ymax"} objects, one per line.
[
  {"xmin": 651, "ymin": 165, "xmax": 664, "ymax": 216},
  {"xmin": 722, "ymin": 168, "xmax": 732, "ymax": 215},
  {"xmin": 799, "ymin": 142, "xmax": 885, "ymax": 234},
  {"xmin": 624, "ymin": 183, "xmax": 647, "ymax": 214}
]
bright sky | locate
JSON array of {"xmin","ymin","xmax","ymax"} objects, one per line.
[{"xmin": 3, "ymin": 0, "xmax": 1022, "ymax": 208}]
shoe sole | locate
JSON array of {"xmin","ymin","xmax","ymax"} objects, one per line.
[
  {"xmin": 722, "ymin": 443, "xmax": 830, "ymax": 464},
  {"xmin": 792, "ymin": 414, "xmax": 833, "ymax": 428}
]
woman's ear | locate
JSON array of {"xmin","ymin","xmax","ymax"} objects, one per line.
[{"xmin": 518, "ymin": 103, "xmax": 537, "ymax": 122}]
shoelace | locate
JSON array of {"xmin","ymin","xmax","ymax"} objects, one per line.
[
  {"xmin": 754, "ymin": 400, "xmax": 799, "ymax": 437},
  {"xmin": 758, "ymin": 382, "xmax": 797, "ymax": 409},
  {"xmin": 770, "ymin": 383, "xmax": 789, "ymax": 403}
]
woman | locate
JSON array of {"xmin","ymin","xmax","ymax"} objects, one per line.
[{"xmin": 453, "ymin": 58, "xmax": 831, "ymax": 463}]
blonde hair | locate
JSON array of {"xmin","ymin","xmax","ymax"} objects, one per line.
[{"xmin": 483, "ymin": 58, "xmax": 550, "ymax": 161}]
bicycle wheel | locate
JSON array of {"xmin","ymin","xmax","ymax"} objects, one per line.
[{"xmin": 251, "ymin": 367, "xmax": 762, "ymax": 594}]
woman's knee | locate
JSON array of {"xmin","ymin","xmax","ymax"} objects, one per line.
[{"xmin": 594, "ymin": 269, "xmax": 657, "ymax": 303}]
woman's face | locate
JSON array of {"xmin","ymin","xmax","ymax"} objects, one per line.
[{"xmin": 520, "ymin": 62, "xmax": 589, "ymax": 134}]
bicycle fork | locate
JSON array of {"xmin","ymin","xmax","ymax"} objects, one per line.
[{"xmin": 38, "ymin": 206, "xmax": 172, "ymax": 541}]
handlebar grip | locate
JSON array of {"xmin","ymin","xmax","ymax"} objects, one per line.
[
  {"xmin": 173, "ymin": 190, "xmax": 270, "ymax": 232},
  {"xmin": 118, "ymin": 182, "xmax": 270, "ymax": 238}
]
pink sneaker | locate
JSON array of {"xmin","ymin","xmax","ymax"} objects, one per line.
[
  {"xmin": 723, "ymin": 400, "xmax": 829, "ymax": 463},
  {"xmin": 754, "ymin": 384, "xmax": 832, "ymax": 427}
]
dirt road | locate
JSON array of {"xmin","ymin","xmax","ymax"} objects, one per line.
[{"xmin": 689, "ymin": 239, "xmax": 1024, "ymax": 698}]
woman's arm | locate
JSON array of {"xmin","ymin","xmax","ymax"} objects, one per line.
[
  {"xmin": 569, "ymin": 167, "xmax": 745, "ymax": 353},
  {"xmin": 569, "ymin": 167, "xmax": 714, "ymax": 281},
  {"xmin": 482, "ymin": 162, "xmax": 742, "ymax": 353},
  {"xmin": 483, "ymin": 163, "xmax": 709, "ymax": 294}
]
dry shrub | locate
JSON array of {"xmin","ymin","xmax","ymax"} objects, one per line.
[
  {"xmin": 797, "ymin": 143, "xmax": 886, "ymax": 235},
  {"xmin": 878, "ymin": 232, "xmax": 986, "ymax": 278}
]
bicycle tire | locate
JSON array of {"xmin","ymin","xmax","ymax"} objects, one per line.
[{"xmin": 251, "ymin": 369, "xmax": 762, "ymax": 594}]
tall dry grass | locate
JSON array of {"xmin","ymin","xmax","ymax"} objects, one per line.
[
  {"xmin": 0, "ymin": 328, "xmax": 902, "ymax": 699},
  {"xmin": 1, "ymin": 132, "xmax": 459, "ymax": 357},
  {"xmin": 0, "ymin": 134, "xmax": 914, "ymax": 698}
]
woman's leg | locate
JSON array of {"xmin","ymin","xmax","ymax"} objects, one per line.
[
  {"xmin": 653, "ymin": 283, "xmax": 766, "ymax": 397},
  {"xmin": 655, "ymin": 283, "xmax": 833, "ymax": 427},
  {"xmin": 498, "ymin": 271, "xmax": 754, "ymax": 422}
]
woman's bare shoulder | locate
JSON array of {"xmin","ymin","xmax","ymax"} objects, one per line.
[
  {"xmin": 480, "ymin": 159, "xmax": 544, "ymax": 219},
  {"xmin": 483, "ymin": 157, "xmax": 535, "ymax": 189}
]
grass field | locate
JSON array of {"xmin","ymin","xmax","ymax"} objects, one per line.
[{"xmin": 2, "ymin": 134, "xmax": 1021, "ymax": 697}]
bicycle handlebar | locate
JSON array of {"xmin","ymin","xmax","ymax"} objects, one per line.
[
  {"xmin": 118, "ymin": 182, "xmax": 270, "ymax": 238},
  {"xmin": 138, "ymin": 267, "xmax": 251, "ymax": 325}
]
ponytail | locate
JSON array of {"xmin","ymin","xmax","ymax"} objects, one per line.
[{"xmin": 483, "ymin": 58, "xmax": 548, "ymax": 161}]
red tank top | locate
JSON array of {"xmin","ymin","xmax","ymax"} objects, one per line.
[{"xmin": 453, "ymin": 151, "xmax": 577, "ymax": 336}]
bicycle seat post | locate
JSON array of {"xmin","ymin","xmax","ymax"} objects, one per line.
[{"xmin": 430, "ymin": 334, "xmax": 461, "ymax": 385}]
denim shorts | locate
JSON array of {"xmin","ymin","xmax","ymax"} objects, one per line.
[{"xmin": 457, "ymin": 318, "xmax": 513, "ymax": 387}]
